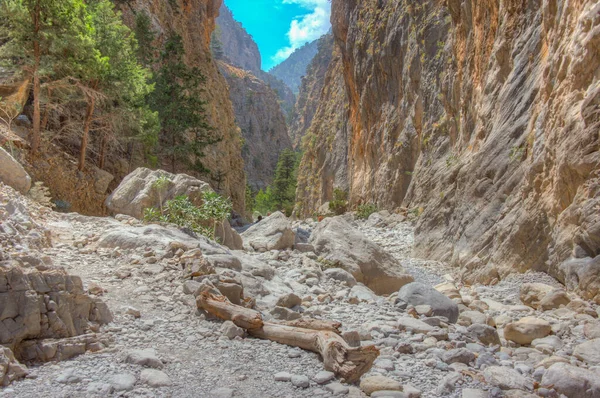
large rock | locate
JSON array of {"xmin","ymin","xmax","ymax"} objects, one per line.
[
  {"xmin": 483, "ymin": 366, "xmax": 533, "ymax": 391},
  {"xmin": 0, "ymin": 347, "xmax": 28, "ymax": 386},
  {"xmin": 574, "ymin": 338, "xmax": 600, "ymax": 365},
  {"xmin": 0, "ymin": 147, "xmax": 31, "ymax": 194},
  {"xmin": 503, "ymin": 317, "xmax": 551, "ymax": 345},
  {"xmin": 396, "ymin": 282, "xmax": 459, "ymax": 323},
  {"xmin": 520, "ymin": 283, "xmax": 555, "ymax": 309},
  {"xmin": 105, "ymin": 168, "xmax": 212, "ymax": 219},
  {"xmin": 0, "ymin": 264, "xmax": 111, "ymax": 361},
  {"xmin": 310, "ymin": 216, "xmax": 413, "ymax": 295},
  {"xmin": 541, "ymin": 363, "xmax": 600, "ymax": 398},
  {"xmin": 214, "ymin": 219, "xmax": 243, "ymax": 250},
  {"xmin": 241, "ymin": 212, "xmax": 295, "ymax": 252}
]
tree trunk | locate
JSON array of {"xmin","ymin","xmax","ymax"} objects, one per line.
[
  {"xmin": 197, "ymin": 293, "xmax": 379, "ymax": 383},
  {"xmin": 99, "ymin": 130, "xmax": 108, "ymax": 169},
  {"xmin": 31, "ymin": 0, "xmax": 41, "ymax": 155},
  {"xmin": 79, "ymin": 95, "xmax": 95, "ymax": 171}
]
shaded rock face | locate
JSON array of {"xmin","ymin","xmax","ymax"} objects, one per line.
[
  {"xmin": 118, "ymin": 0, "xmax": 246, "ymax": 214},
  {"xmin": 297, "ymin": 0, "xmax": 600, "ymax": 300},
  {"xmin": 289, "ymin": 34, "xmax": 334, "ymax": 148},
  {"xmin": 269, "ymin": 39, "xmax": 320, "ymax": 94},
  {"xmin": 309, "ymin": 216, "xmax": 414, "ymax": 295},
  {"xmin": 218, "ymin": 63, "xmax": 292, "ymax": 190}
]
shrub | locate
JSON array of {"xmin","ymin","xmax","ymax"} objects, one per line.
[
  {"xmin": 356, "ymin": 203, "xmax": 377, "ymax": 220},
  {"xmin": 329, "ymin": 188, "xmax": 348, "ymax": 215},
  {"xmin": 143, "ymin": 192, "xmax": 232, "ymax": 240}
]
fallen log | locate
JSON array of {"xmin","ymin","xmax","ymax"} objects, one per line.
[{"xmin": 197, "ymin": 292, "xmax": 379, "ymax": 383}]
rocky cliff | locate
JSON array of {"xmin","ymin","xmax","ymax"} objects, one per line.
[
  {"xmin": 214, "ymin": 3, "xmax": 293, "ymax": 189},
  {"xmin": 289, "ymin": 34, "xmax": 334, "ymax": 148},
  {"xmin": 297, "ymin": 0, "xmax": 600, "ymax": 301},
  {"xmin": 269, "ymin": 39, "xmax": 320, "ymax": 94},
  {"xmin": 118, "ymin": 0, "xmax": 246, "ymax": 213},
  {"xmin": 219, "ymin": 62, "xmax": 292, "ymax": 190},
  {"xmin": 215, "ymin": 3, "xmax": 296, "ymax": 118},
  {"xmin": 215, "ymin": 3, "xmax": 261, "ymax": 75}
]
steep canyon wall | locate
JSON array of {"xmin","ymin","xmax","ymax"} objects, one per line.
[{"xmin": 297, "ymin": 0, "xmax": 600, "ymax": 300}]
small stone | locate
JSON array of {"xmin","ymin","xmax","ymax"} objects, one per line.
[
  {"xmin": 110, "ymin": 373, "xmax": 136, "ymax": 391},
  {"xmin": 140, "ymin": 369, "xmax": 171, "ymax": 387},
  {"xmin": 291, "ymin": 374, "xmax": 310, "ymax": 388},
  {"xmin": 270, "ymin": 306, "xmax": 301, "ymax": 321},
  {"xmin": 125, "ymin": 307, "xmax": 141, "ymax": 318},
  {"xmin": 442, "ymin": 348, "xmax": 476, "ymax": 365},
  {"xmin": 313, "ymin": 370, "xmax": 335, "ymax": 384},
  {"xmin": 56, "ymin": 369, "xmax": 81, "ymax": 384},
  {"xmin": 221, "ymin": 320, "xmax": 245, "ymax": 340},
  {"xmin": 325, "ymin": 382, "xmax": 350, "ymax": 396},
  {"xmin": 211, "ymin": 387, "xmax": 235, "ymax": 398},
  {"xmin": 462, "ymin": 389, "xmax": 489, "ymax": 398},
  {"xmin": 276, "ymin": 293, "xmax": 302, "ymax": 308},
  {"xmin": 125, "ymin": 349, "xmax": 164, "ymax": 369},
  {"xmin": 274, "ymin": 372, "xmax": 292, "ymax": 382},
  {"xmin": 504, "ymin": 317, "xmax": 551, "ymax": 345}
]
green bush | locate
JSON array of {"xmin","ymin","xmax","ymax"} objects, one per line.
[
  {"xmin": 143, "ymin": 192, "xmax": 232, "ymax": 240},
  {"xmin": 356, "ymin": 203, "xmax": 378, "ymax": 220},
  {"xmin": 329, "ymin": 188, "xmax": 348, "ymax": 215}
]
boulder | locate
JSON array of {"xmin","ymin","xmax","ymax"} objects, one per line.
[
  {"xmin": 214, "ymin": 219, "xmax": 243, "ymax": 250},
  {"xmin": 574, "ymin": 338, "xmax": 600, "ymax": 365},
  {"xmin": 324, "ymin": 268, "xmax": 357, "ymax": 287},
  {"xmin": 241, "ymin": 212, "xmax": 295, "ymax": 252},
  {"xmin": 0, "ymin": 347, "xmax": 28, "ymax": 387},
  {"xmin": 483, "ymin": 366, "xmax": 533, "ymax": 391},
  {"xmin": 0, "ymin": 147, "xmax": 31, "ymax": 194},
  {"xmin": 0, "ymin": 264, "xmax": 112, "ymax": 359},
  {"xmin": 541, "ymin": 363, "xmax": 600, "ymax": 398},
  {"xmin": 105, "ymin": 167, "xmax": 212, "ymax": 219},
  {"xmin": 397, "ymin": 282, "xmax": 459, "ymax": 323},
  {"xmin": 520, "ymin": 283, "xmax": 554, "ymax": 309},
  {"xmin": 503, "ymin": 317, "xmax": 551, "ymax": 345},
  {"xmin": 538, "ymin": 289, "xmax": 570, "ymax": 311},
  {"xmin": 468, "ymin": 324, "xmax": 501, "ymax": 346},
  {"xmin": 435, "ymin": 282, "xmax": 462, "ymax": 301},
  {"xmin": 310, "ymin": 216, "xmax": 413, "ymax": 295}
]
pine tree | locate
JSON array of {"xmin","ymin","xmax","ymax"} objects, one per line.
[
  {"xmin": 272, "ymin": 149, "xmax": 299, "ymax": 215},
  {"xmin": 82, "ymin": 0, "xmax": 157, "ymax": 170},
  {"xmin": 149, "ymin": 34, "xmax": 221, "ymax": 175},
  {"xmin": 0, "ymin": 0, "xmax": 94, "ymax": 155}
]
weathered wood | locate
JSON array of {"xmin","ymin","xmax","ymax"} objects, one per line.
[
  {"xmin": 197, "ymin": 292, "xmax": 263, "ymax": 330},
  {"xmin": 278, "ymin": 318, "xmax": 342, "ymax": 334},
  {"xmin": 197, "ymin": 293, "xmax": 379, "ymax": 383}
]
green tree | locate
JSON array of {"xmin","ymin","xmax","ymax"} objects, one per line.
[
  {"xmin": 81, "ymin": 0, "xmax": 157, "ymax": 170},
  {"xmin": 0, "ymin": 0, "xmax": 94, "ymax": 155},
  {"xmin": 254, "ymin": 187, "xmax": 275, "ymax": 216},
  {"xmin": 271, "ymin": 148, "xmax": 299, "ymax": 215},
  {"xmin": 134, "ymin": 10, "xmax": 155, "ymax": 66},
  {"xmin": 149, "ymin": 34, "xmax": 221, "ymax": 174}
]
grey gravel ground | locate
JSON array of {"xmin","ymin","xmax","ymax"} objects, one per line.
[{"xmin": 2, "ymin": 210, "xmax": 596, "ymax": 398}]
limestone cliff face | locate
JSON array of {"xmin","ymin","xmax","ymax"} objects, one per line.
[
  {"xmin": 216, "ymin": 3, "xmax": 296, "ymax": 118},
  {"xmin": 215, "ymin": 3, "xmax": 261, "ymax": 75},
  {"xmin": 118, "ymin": 0, "xmax": 246, "ymax": 213},
  {"xmin": 289, "ymin": 34, "xmax": 334, "ymax": 148},
  {"xmin": 298, "ymin": 0, "xmax": 600, "ymax": 301},
  {"xmin": 219, "ymin": 62, "xmax": 292, "ymax": 190},
  {"xmin": 269, "ymin": 39, "xmax": 320, "ymax": 94}
]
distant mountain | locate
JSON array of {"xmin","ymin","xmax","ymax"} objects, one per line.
[{"xmin": 269, "ymin": 40, "xmax": 320, "ymax": 94}]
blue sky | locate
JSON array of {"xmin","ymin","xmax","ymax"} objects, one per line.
[{"xmin": 224, "ymin": 0, "xmax": 331, "ymax": 71}]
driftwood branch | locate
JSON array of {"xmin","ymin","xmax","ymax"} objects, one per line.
[{"xmin": 197, "ymin": 292, "xmax": 379, "ymax": 383}]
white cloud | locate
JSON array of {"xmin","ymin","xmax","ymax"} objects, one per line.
[{"xmin": 272, "ymin": 0, "xmax": 331, "ymax": 64}]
